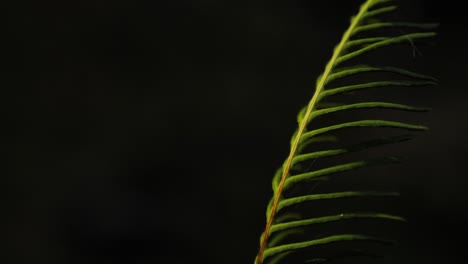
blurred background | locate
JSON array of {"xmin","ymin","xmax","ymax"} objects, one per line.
[{"xmin": 5, "ymin": 0, "xmax": 467, "ymax": 263}]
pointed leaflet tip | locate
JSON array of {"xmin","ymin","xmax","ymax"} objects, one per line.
[
  {"xmin": 269, "ymin": 212, "xmax": 405, "ymax": 234},
  {"xmin": 277, "ymin": 191, "xmax": 400, "ymax": 212},
  {"xmin": 263, "ymin": 234, "xmax": 395, "ymax": 259},
  {"xmin": 284, "ymin": 156, "xmax": 404, "ymax": 190},
  {"xmin": 335, "ymin": 32, "xmax": 437, "ymax": 66},
  {"xmin": 300, "ymin": 120, "xmax": 428, "ymax": 143}
]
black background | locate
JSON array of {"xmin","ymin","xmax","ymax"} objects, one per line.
[{"xmin": 5, "ymin": 0, "xmax": 467, "ymax": 263}]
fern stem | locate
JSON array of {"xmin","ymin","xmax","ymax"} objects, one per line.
[{"xmin": 255, "ymin": 1, "xmax": 375, "ymax": 263}]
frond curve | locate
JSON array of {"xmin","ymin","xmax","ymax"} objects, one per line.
[{"xmin": 254, "ymin": 0, "xmax": 436, "ymax": 263}]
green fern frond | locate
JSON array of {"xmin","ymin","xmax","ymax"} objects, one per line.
[{"xmin": 254, "ymin": 0, "xmax": 436, "ymax": 263}]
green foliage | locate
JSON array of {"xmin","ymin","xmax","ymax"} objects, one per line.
[{"xmin": 254, "ymin": 0, "xmax": 437, "ymax": 263}]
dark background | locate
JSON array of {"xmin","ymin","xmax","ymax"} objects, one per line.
[{"xmin": 5, "ymin": 0, "xmax": 467, "ymax": 263}]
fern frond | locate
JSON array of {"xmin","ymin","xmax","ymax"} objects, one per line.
[{"xmin": 254, "ymin": 0, "xmax": 436, "ymax": 263}]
